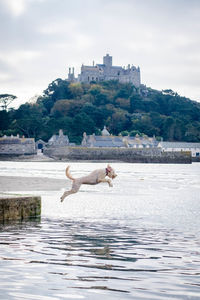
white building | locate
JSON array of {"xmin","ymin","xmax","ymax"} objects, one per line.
[
  {"xmin": 81, "ymin": 127, "xmax": 158, "ymax": 148},
  {"xmin": 158, "ymin": 142, "xmax": 200, "ymax": 157}
]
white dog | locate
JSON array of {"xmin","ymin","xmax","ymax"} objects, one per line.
[{"xmin": 60, "ymin": 164, "xmax": 117, "ymax": 202}]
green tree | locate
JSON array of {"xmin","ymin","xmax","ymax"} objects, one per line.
[
  {"xmin": 162, "ymin": 117, "xmax": 175, "ymax": 141},
  {"xmin": 3, "ymin": 79, "xmax": 200, "ymax": 143},
  {"xmin": 129, "ymin": 94, "xmax": 143, "ymax": 113},
  {"xmin": 0, "ymin": 94, "xmax": 16, "ymax": 110},
  {"xmin": 89, "ymin": 85, "xmax": 108, "ymax": 106},
  {"xmin": 184, "ymin": 123, "xmax": 200, "ymax": 142},
  {"xmin": 43, "ymin": 116, "xmax": 73, "ymax": 141},
  {"xmin": 69, "ymin": 83, "xmax": 84, "ymax": 98},
  {"xmin": 81, "ymin": 103, "xmax": 110, "ymax": 128},
  {"xmin": 12, "ymin": 104, "xmax": 45, "ymax": 139},
  {"xmin": 71, "ymin": 112, "xmax": 97, "ymax": 143},
  {"xmin": 37, "ymin": 96, "xmax": 54, "ymax": 114},
  {"xmin": 120, "ymin": 130, "xmax": 129, "ymax": 136},
  {"xmin": 0, "ymin": 110, "xmax": 10, "ymax": 132},
  {"xmin": 130, "ymin": 130, "xmax": 141, "ymax": 136},
  {"xmin": 43, "ymin": 79, "xmax": 72, "ymax": 102},
  {"xmin": 162, "ymin": 89, "xmax": 178, "ymax": 96},
  {"xmin": 51, "ymin": 99, "xmax": 84, "ymax": 117},
  {"xmin": 108, "ymin": 109, "xmax": 128, "ymax": 134}
]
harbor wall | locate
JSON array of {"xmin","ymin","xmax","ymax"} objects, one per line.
[
  {"xmin": 44, "ymin": 146, "xmax": 192, "ymax": 164},
  {"xmin": 0, "ymin": 137, "xmax": 36, "ymax": 156}
]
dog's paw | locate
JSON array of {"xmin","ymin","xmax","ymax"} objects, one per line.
[
  {"xmin": 60, "ymin": 197, "xmax": 64, "ymax": 202},
  {"xmin": 109, "ymin": 182, "xmax": 113, "ymax": 187}
]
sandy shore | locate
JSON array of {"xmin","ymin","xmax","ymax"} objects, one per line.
[
  {"xmin": 0, "ymin": 155, "xmax": 55, "ymax": 162},
  {"xmin": 0, "ymin": 176, "xmax": 67, "ymax": 192}
]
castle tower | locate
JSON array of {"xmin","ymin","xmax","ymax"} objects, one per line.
[
  {"xmin": 103, "ymin": 54, "xmax": 112, "ymax": 68},
  {"xmin": 68, "ymin": 67, "xmax": 75, "ymax": 82}
]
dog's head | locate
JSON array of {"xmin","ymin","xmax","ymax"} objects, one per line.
[{"xmin": 106, "ymin": 164, "xmax": 117, "ymax": 179}]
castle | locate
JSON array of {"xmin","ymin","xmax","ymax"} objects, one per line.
[{"xmin": 68, "ymin": 54, "xmax": 141, "ymax": 87}]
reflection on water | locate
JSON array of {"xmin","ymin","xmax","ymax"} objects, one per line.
[
  {"xmin": 0, "ymin": 162, "xmax": 200, "ymax": 299},
  {"xmin": 0, "ymin": 217, "xmax": 200, "ymax": 300}
]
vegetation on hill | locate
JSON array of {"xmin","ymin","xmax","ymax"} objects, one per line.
[{"xmin": 1, "ymin": 79, "xmax": 200, "ymax": 144}]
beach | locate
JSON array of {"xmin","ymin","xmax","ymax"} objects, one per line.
[{"xmin": 0, "ymin": 176, "xmax": 67, "ymax": 192}]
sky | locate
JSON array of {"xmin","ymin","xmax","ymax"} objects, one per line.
[{"xmin": 0, "ymin": 0, "xmax": 200, "ymax": 108}]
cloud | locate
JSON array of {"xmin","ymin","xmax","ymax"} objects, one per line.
[
  {"xmin": 0, "ymin": 0, "xmax": 200, "ymax": 104},
  {"xmin": 1, "ymin": 0, "xmax": 27, "ymax": 16},
  {"xmin": 0, "ymin": 73, "xmax": 12, "ymax": 81},
  {"xmin": 0, "ymin": 50, "xmax": 41, "ymax": 68},
  {"xmin": 1, "ymin": 0, "xmax": 47, "ymax": 17}
]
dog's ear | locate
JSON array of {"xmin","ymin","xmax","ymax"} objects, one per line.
[{"xmin": 107, "ymin": 164, "xmax": 112, "ymax": 171}]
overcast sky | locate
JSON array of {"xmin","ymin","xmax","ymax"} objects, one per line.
[{"xmin": 0, "ymin": 0, "xmax": 200, "ymax": 108}]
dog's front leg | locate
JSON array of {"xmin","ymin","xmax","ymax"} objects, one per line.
[{"xmin": 99, "ymin": 178, "xmax": 113, "ymax": 187}]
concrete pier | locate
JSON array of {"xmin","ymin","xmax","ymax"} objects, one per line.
[{"xmin": 0, "ymin": 194, "xmax": 41, "ymax": 222}]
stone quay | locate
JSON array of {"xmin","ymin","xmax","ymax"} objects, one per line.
[{"xmin": 0, "ymin": 194, "xmax": 41, "ymax": 222}]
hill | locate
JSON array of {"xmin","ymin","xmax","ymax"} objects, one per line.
[{"xmin": 1, "ymin": 79, "xmax": 200, "ymax": 144}]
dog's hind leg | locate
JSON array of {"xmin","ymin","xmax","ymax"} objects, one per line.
[{"xmin": 60, "ymin": 181, "xmax": 81, "ymax": 202}]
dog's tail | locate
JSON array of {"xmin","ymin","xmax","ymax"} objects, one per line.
[{"xmin": 65, "ymin": 166, "xmax": 75, "ymax": 181}]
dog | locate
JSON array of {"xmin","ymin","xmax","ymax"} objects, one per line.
[{"xmin": 60, "ymin": 164, "xmax": 117, "ymax": 202}]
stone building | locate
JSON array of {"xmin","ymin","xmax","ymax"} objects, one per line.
[
  {"xmin": 81, "ymin": 127, "xmax": 157, "ymax": 148},
  {"xmin": 68, "ymin": 54, "xmax": 141, "ymax": 88},
  {"xmin": 48, "ymin": 129, "xmax": 70, "ymax": 146},
  {"xmin": 0, "ymin": 135, "xmax": 36, "ymax": 155}
]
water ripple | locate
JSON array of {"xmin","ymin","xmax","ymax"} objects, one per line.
[
  {"xmin": 1, "ymin": 218, "xmax": 200, "ymax": 299},
  {"xmin": 1, "ymin": 162, "xmax": 200, "ymax": 299}
]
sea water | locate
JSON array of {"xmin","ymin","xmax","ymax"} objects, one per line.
[{"xmin": 0, "ymin": 162, "xmax": 200, "ymax": 299}]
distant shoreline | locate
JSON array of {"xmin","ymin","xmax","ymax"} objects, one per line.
[
  {"xmin": 0, "ymin": 154, "xmax": 119, "ymax": 163},
  {"xmin": 0, "ymin": 154, "xmax": 55, "ymax": 162}
]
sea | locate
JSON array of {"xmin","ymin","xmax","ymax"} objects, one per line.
[{"xmin": 0, "ymin": 161, "xmax": 200, "ymax": 300}]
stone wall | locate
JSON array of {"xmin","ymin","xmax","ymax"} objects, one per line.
[
  {"xmin": 192, "ymin": 157, "xmax": 200, "ymax": 162},
  {"xmin": 0, "ymin": 195, "xmax": 41, "ymax": 222},
  {"xmin": 44, "ymin": 146, "xmax": 191, "ymax": 164},
  {"xmin": 0, "ymin": 137, "xmax": 36, "ymax": 156}
]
